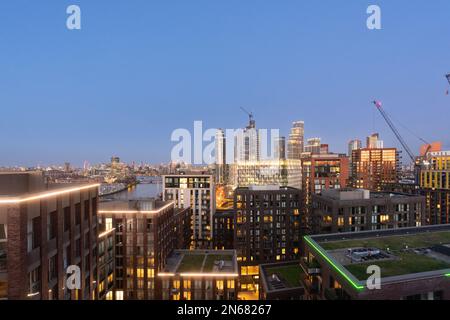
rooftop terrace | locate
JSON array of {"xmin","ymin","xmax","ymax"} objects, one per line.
[
  {"xmin": 261, "ymin": 262, "xmax": 304, "ymax": 291},
  {"xmin": 160, "ymin": 250, "xmax": 238, "ymax": 276},
  {"xmin": 306, "ymin": 226, "xmax": 450, "ymax": 290}
]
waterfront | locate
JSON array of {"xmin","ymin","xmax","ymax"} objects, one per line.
[{"xmin": 103, "ymin": 177, "xmax": 162, "ymax": 200}]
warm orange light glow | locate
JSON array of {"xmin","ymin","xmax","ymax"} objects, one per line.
[
  {"xmin": 158, "ymin": 272, "xmax": 238, "ymax": 278},
  {"xmin": 0, "ymin": 184, "xmax": 100, "ymax": 204},
  {"xmin": 98, "ymin": 228, "xmax": 116, "ymax": 238},
  {"xmin": 98, "ymin": 201, "xmax": 174, "ymax": 215}
]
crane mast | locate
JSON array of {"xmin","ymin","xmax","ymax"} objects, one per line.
[{"xmin": 372, "ymin": 100, "xmax": 416, "ymax": 163}]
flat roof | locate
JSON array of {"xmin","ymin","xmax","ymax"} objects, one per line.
[
  {"xmin": 159, "ymin": 250, "xmax": 238, "ymax": 277},
  {"xmin": 98, "ymin": 199, "xmax": 173, "ymax": 214},
  {"xmin": 0, "ymin": 183, "xmax": 99, "ymax": 204},
  {"xmin": 260, "ymin": 262, "xmax": 304, "ymax": 292},
  {"xmin": 305, "ymin": 225, "xmax": 450, "ymax": 291}
]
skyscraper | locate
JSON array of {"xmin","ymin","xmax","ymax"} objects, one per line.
[
  {"xmin": 274, "ymin": 136, "xmax": 286, "ymax": 160},
  {"xmin": 215, "ymin": 129, "xmax": 227, "ymax": 184},
  {"xmin": 348, "ymin": 139, "xmax": 362, "ymax": 158},
  {"xmin": 234, "ymin": 118, "xmax": 260, "ymax": 163},
  {"xmin": 303, "ymin": 138, "xmax": 322, "ymax": 155},
  {"xmin": 366, "ymin": 133, "xmax": 384, "ymax": 149},
  {"xmin": 287, "ymin": 121, "xmax": 304, "ymax": 160}
]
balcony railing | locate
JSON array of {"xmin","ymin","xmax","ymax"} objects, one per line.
[{"xmin": 300, "ymin": 257, "xmax": 321, "ymax": 275}]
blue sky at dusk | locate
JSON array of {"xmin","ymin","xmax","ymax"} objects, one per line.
[{"xmin": 1, "ymin": 0, "xmax": 449, "ymax": 166}]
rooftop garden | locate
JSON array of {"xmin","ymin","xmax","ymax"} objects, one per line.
[
  {"xmin": 316, "ymin": 231, "xmax": 450, "ymax": 279},
  {"xmin": 265, "ymin": 264, "xmax": 303, "ymax": 288},
  {"xmin": 319, "ymin": 231, "xmax": 450, "ymax": 251},
  {"xmin": 346, "ymin": 252, "xmax": 450, "ymax": 280},
  {"xmin": 176, "ymin": 253, "xmax": 235, "ymax": 273},
  {"xmin": 176, "ymin": 254, "xmax": 206, "ymax": 273},
  {"xmin": 204, "ymin": 254, "xmax": 233, "ymax": 272}
]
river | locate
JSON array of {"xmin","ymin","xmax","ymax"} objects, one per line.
[{"xmin": 103, "ymin": 177, "xmax": 162, "ymax": 201}]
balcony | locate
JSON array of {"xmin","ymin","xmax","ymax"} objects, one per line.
[{"xmin": 300, "ymin": 257, "xmax": 321, "ymax": 275}]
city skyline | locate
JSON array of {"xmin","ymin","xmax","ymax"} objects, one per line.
[{"xmin": 1, "ymin": 1, "xmax": 450, "ymax": 167}]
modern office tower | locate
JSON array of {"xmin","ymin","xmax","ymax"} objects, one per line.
[
  {"xmin": 98, "ymin": 198, "xmax": 191, "ymax": 300},
  {"xmin": 234, "ymin": 186, "xmax": 303, "ymax": 294},
  {"xmin": 301, "ymin": 225, "xmax": 450, "ymax": 300},
  {"xmin": 213, "ymin": 209, "xmax": 235, "ymax": 250},
  {"xmin": 259, "ymin": 261, "xmax": 304, "ymax": 300},
  {"xmin": 0, "ymin": 172, "xmax": 100, "ymax": 300},
  {"xmin": 348, "ymin": 139, "xmax": 362, "ymax": 158},
  {"xmin": 215, "ymin": 129, "xmax": 228, "ymax": 185},
  {"xmin": 366, "ymin": 133, "xmax": 384, "ymax": 149},
  {"xmin": 274, "ymin": 136, "xmax": 286, "ymax": 160},
  {"xmin": 234, "ymin": 117, "xmax": 260, "ymax": 163},
  {"xmin": 311, "ymin": 189, "xmax": 425, "ymax": 234},
  {"xmin": 287, "ymin": 121, "xmax": 304, "ymax": 160},
  {"xmin": 303, "ymin": 138, "xmax": 322, "ymax": 155},
  {"xmin": 230, "ymin": 159, "xmax": 302, "ymax": 190},
  {"xmin": 159, "ymin": 250, "xmax": 238, "ymax": 300},
  {"xmin": 163, "ymin": 174, "xmax": 215, "ymax": 249},
  {"xmin": 351, "ymin": 147, "xmax": 399, "ymax": 191},
  {"xmin": 419, "ymin": 150, "xmax": 450, "ymax": 224}
]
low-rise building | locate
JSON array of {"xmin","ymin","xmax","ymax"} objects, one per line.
[
  {"xmin": 301, "ymin": 225, "xmax": 450, "ymax": 300},
  {"xmin": 159, "ymin": 250, "xmax": 238, "ymax": 300},
  {"xmin": 312, "ymin": 189, "xmax": 425, "ymax": 234},
  {"xmin": 259, "ymin": 261, "xmax": 304, "ymax": 300}
]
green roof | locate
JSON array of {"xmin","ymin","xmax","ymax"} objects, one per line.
[
  {"xmin": 314, "ymin": 231, "xmax": 450, "ymax": 280},
  {"xmin": 320, "ymin": 231, "xmax": 450, "ymax": 251},
  {"xmin": 265, "ymin": 264, "xmax": 303, "ymax": 288}
]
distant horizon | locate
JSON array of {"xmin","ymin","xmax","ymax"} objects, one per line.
[{"xmin": 1, "ymin": 1, "xmax": 449, "ymax": 166}]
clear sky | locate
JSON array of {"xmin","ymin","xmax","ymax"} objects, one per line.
[{"xmin": 1, "ymin": 0, "xmax": 449, "ymax": 167}]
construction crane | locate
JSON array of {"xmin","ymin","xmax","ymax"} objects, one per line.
[
  {"xmin": 240, "ymin": 107, "xmax": 255, "ymax": 128},
  {"xmin": 372, "ymin": 100, "xmax": 422, "ymax": 163}
]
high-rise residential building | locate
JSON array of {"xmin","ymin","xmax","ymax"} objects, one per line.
[
  {"xmin": 234, "ymin": 185, "xmax": 303, "ymax": 294},
  {"xmin": 348, "ymin": 139, "xmax": 362, "ymax": 158},
  {"xmin": 234, "ymin": 117, "xmax": 260, "ymax": 163},
  {"xmin": 158, "ymin": 250, "xmax": 239, "ymax": 300},
  {"xmin": 301, "ymin": 152, "xmax": 349, "ymax": 230},
  {"xmin": 215, "ymin": 129, "xmax": 228, "ymax": 185},
  {"xmin": 304, "ymin": 138, "xmax": 322, "ymax": 155},
  {"xmin": 274, "ymin": 136, "xmax": 286, "ymax": 160},
  {"xmin": 311, "ymin": 189, "xmax": 425, "ymax": 234},
  {"xmin": 213, "ymin": 209, "xmax": 235, "ymax": 250},
  {"xmin": 301, "ymin": 225, "xmax": 450, "ymax": 300},
  {"xmin": 351, "ymin": 147, "xmax": 399, "ymax": 191},
  {"xmin": 419, "ymin": 150, "xmax": 450, "ymax": 225},
  {"xmin": 0, "ymin": 172, "xmax": 101, "ymax": 300},
  {"xmin": 163, "ymin": 174, "xmax": 215, "ymax": 248},
  {"xmin": 366, "ymin": 133, "xmax": 384, "ymax": 149},
  {"xmin": 287, "ymin": 121, "xmax": 304, "ymax": 160},
  {"xmin": 98, "ymin": 198, "xmax": 191, "ymax": 300}
]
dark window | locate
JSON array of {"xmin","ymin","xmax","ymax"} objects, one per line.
[
  {"xmin": 48, "ymin": 255, "xmax": 57, "ymax": 281},
  {"xmin": 75, "ymin": 204, "xmax": 81, "ymax": 226},
  {"xmin": 64, "ymin": 207, "xmax": 71, "ymax": 232},
  {"xmin": 47, "ymin": 211, "xmax": 57, "ymax": 240},
  {"xmin": 32, "ymin": 216, "xmax": 41, "ymax": 249},
  {"xmin": 84, "ymin": 200, "xmax": 90, "ymax": 221}
]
